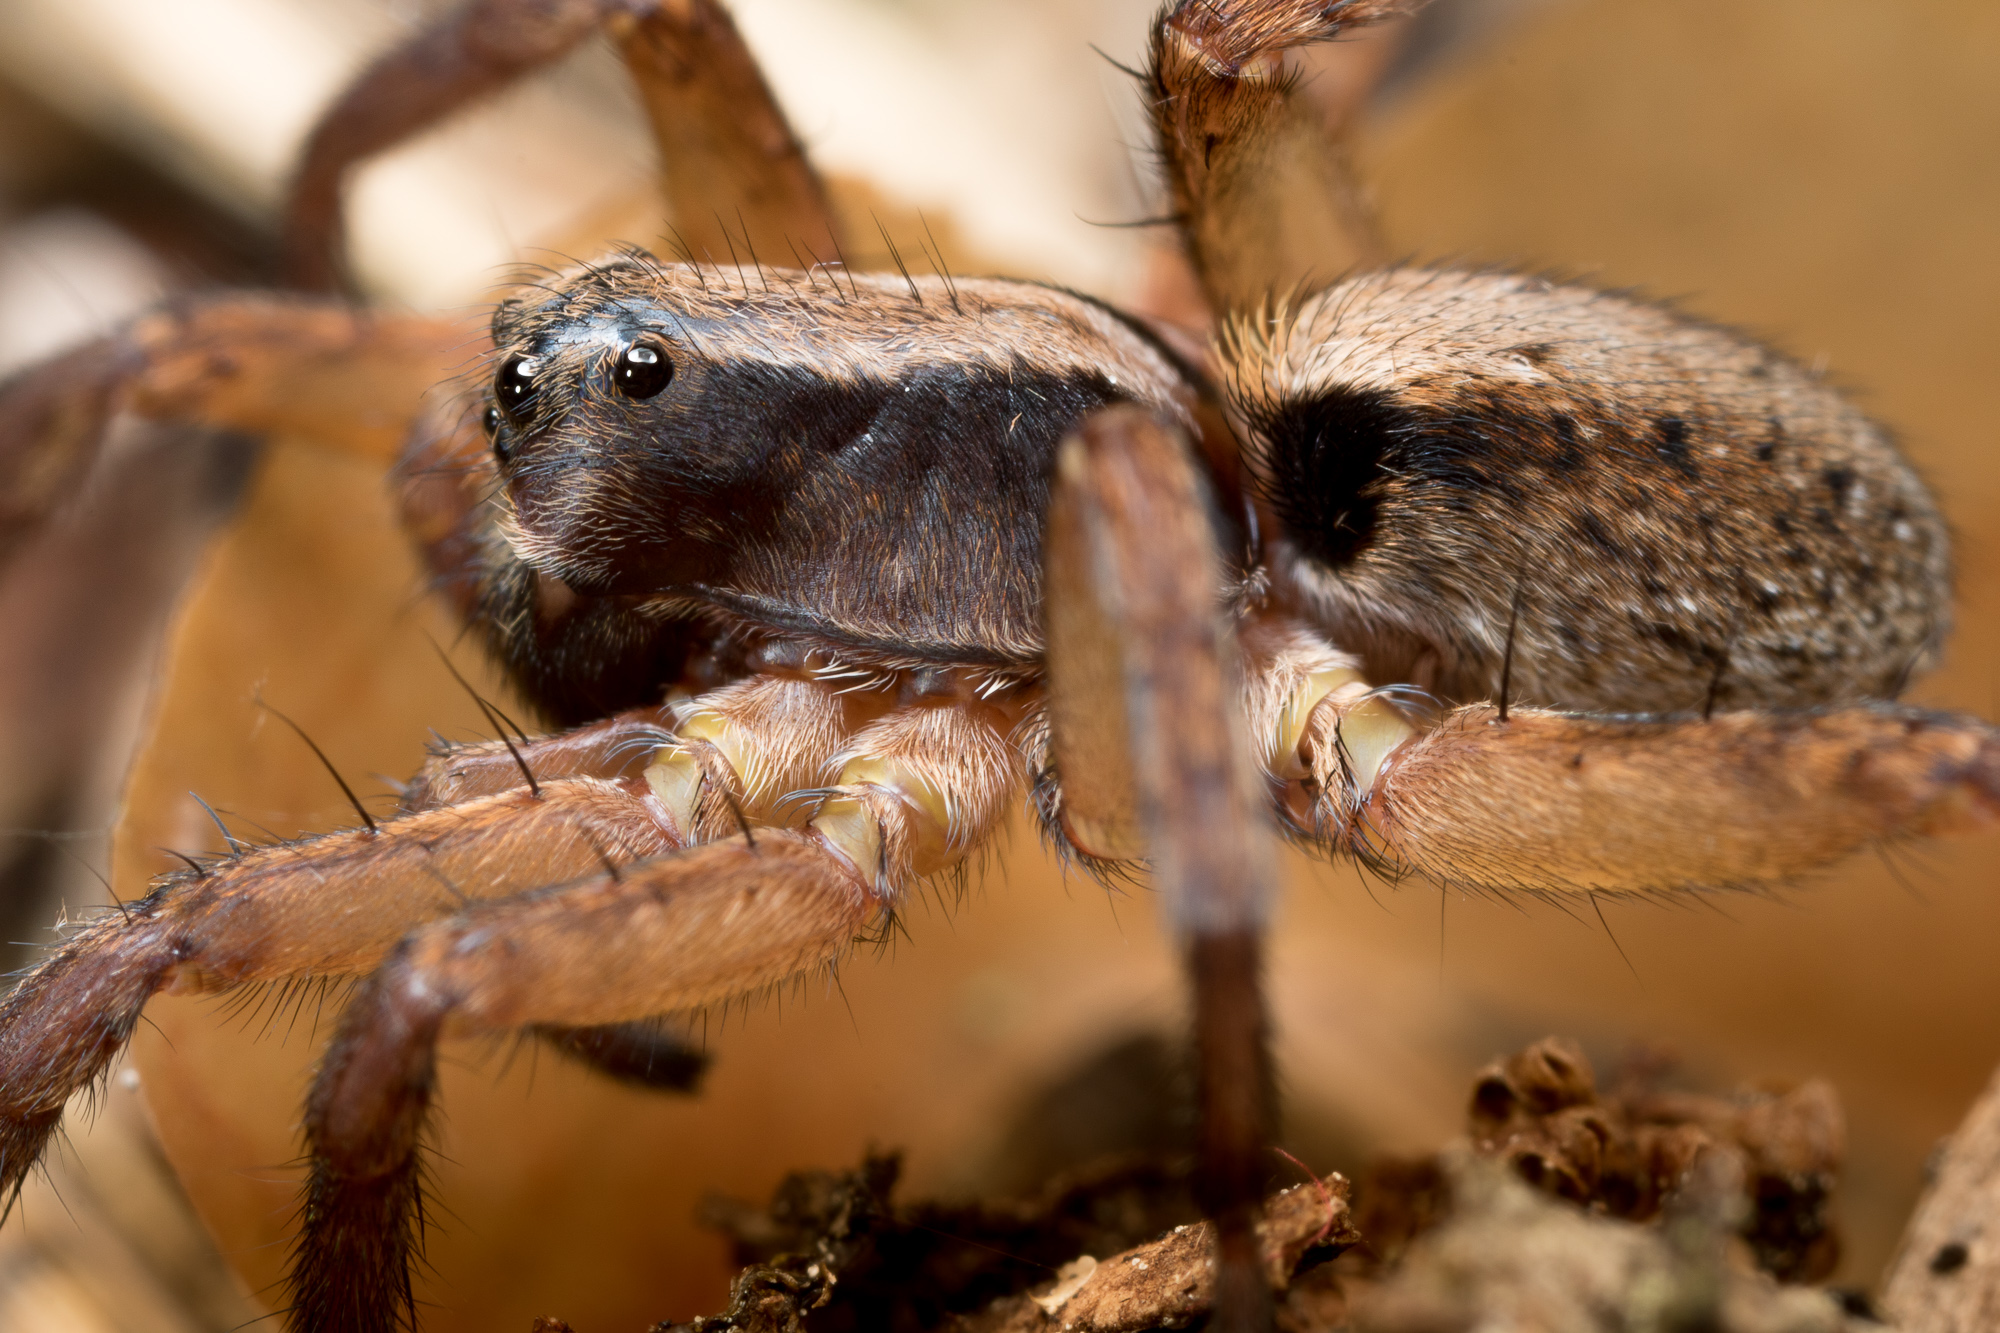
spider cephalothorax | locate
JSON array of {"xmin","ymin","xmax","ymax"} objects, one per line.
[
  {"xmin": 475, "ymin": 263, "xmax": 1198, "ymax": 688},
  {"xmin": 0, "ymin": 2, "xmax": 1993, "ymax": 1332}
]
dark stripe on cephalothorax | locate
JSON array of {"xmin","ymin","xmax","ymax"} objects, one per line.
[
  {"xmin": 518, "ymin": 348, "xmax": 1153, "ymax": 666},
  {"xmin": 662, "ymin": 355, "xmax": 1137, "ymax": 659}
]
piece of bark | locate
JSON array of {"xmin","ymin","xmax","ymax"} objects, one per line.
[
  {"xmin": 1881, "ymin": 1062, "xmax": 2000, "ymax": 1330},
  {"xmin": 959, "ymin": 1180, "xmax": 1359, "ymax": 1333}
]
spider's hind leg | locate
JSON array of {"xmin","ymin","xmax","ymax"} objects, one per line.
[
  {"xmin": 1147, "ymin": 0, "xmax": 1424, "ymax": 312},
  {"xmin": 1300, "ymin": 697, "xmax": 2000, "ymax": 896},
  {"xmin": 1044, "ymin": 405, "xmax": 1280, "ymax": 1333}
]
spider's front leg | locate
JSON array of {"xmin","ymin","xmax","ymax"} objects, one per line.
[
  {"xmin": 1044, "ymin": 405, "xmax": 1279, "ymax": 1333},
  {"xmin": 0, "ymin": 777, "xmax": 678, "ymax": 1208},
  {"xmin": 291, "ymin": 831, "xmax": 876, "ymax": 1333},
  {"xmin": 290, "ymin": 668, "xmax": 1034, "ymax": 1332}
]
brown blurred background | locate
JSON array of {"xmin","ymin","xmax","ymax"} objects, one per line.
[{"xmin": 0, "ymin": 0, "xmax": 1996, "ymax": 1329}]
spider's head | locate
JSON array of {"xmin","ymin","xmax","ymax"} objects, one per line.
[
  {"xmin": 480, "ymin": 254, "xmax": 1198, "ymax": 663},
  {"xmin": 482, "ymin": 260, "xmax": 762, "ymax": 597}
]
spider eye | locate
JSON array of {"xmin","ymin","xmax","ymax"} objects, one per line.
[
  {"xmin": 481, "ymin": 405, "xmax": 500, "ymax": 435},
  {"xmin": 495, "ymin": 353, "xmax": 540, "ymax": 420},
  {"xmin": 613, "ymin": 342, "xmax": 673, "ymax": 399}
]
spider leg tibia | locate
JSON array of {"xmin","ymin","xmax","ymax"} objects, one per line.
[
  {"xmin": 0, "ymin": 778, "xmax": 674, "ymax": 1207},
  {"xmin": 1045, "ymin": 405, "xmax": 1279, "ymax": 1333},
  {"xmin": 291, "ymin": 830, "xmax": 877, "ymax": 1333}
]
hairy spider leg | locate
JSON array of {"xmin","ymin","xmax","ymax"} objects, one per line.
[
  {"xmin": 289, "ymin": 676, "xmax": 1034, "ymax": 1331},
  {"xmin": 400, "ymin": 704, "xmax": 679, "ymax": 811},
  {"xmin": 0, "ymin": 779, "xmax": 679, "ymax": 1210},
  {"xmin": 284, "ymin": 0, "xmax": 605, "ymax": 292},
  {"xmin": 290, "ymin": 830, "xmax": 876, "ymax": 1333},
  {"xmin": 0, "ymin": 300, "xmax": 474, "ymax": 565},
  {"xmin": 1195, "ymin": 611, "xmax": 2000, "ymax": 896},
  {"xmin": 1147, "ymin": 0, "xmax": 1421, "ymax": 314},
  {"xmin": 613, "ymin": 0, "xmax": 846, "ymax": 266},
  {"xmin": 284, "ymin": 0, "xmax": 845, "ymax": 294},
  {"xmin": 1044, "ymin": 405, "xmax": 1279, "ymax": 1333},
  {"xmin": 1293, "ymin": 693, "xmax": 2000, "ymax": 895}
]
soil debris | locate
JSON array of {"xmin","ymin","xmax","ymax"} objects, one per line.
[
  {"xmin": 561, "ymin": 1037, "xmax": 1871, "ymax": 1333},
  {"xmin": 648, "ymin": 1153, "xmax": 1359, "ymax": 1333},
  {"xmin": 1357, "ymin": 1037, "xmax": 1844, "ymax": 1282},
  {"xmin": 1348, "ymin": 1153, "xmax": 1873, "ymax": 1333}
]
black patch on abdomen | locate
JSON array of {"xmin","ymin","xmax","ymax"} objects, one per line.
[{"xmin": 1252, "ymin": 388, "xmax": 1403, "ymax": 566}]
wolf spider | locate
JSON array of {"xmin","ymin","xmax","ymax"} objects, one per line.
[{"xmin": 0, "ymin": 0, "xmax": 1994, "ymax": 1330}]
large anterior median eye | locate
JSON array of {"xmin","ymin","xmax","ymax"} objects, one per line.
[
  {"xmin": 495, "ymin": 353, "xmax": 540, "ymax": 422},
  {"xmin": 613, "ymin": 342, "xmax": 673, "ymax": 398}
]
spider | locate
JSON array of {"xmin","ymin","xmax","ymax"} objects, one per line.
[{"xmin": 0, "ymin": 1, "xmax": 1995, "ymax": 1331}]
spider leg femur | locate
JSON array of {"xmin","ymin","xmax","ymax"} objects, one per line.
[{"xmin": 1303, "ymin": 695, "xmax": 2000, "ymax": 895}]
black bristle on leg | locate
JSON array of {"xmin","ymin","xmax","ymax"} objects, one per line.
[
  {"xmin": 1190, "ymin": 929, "xmax": 1276, "ymax": 1333},
  {"xmin": 293, "ymin": 958, "xmax": 451, "ymax": 1333}
]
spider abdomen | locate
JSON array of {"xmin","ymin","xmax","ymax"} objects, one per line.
[{"xmin": 1226, "ymin": 268, "xmax": 1949, "ymax": 714}]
